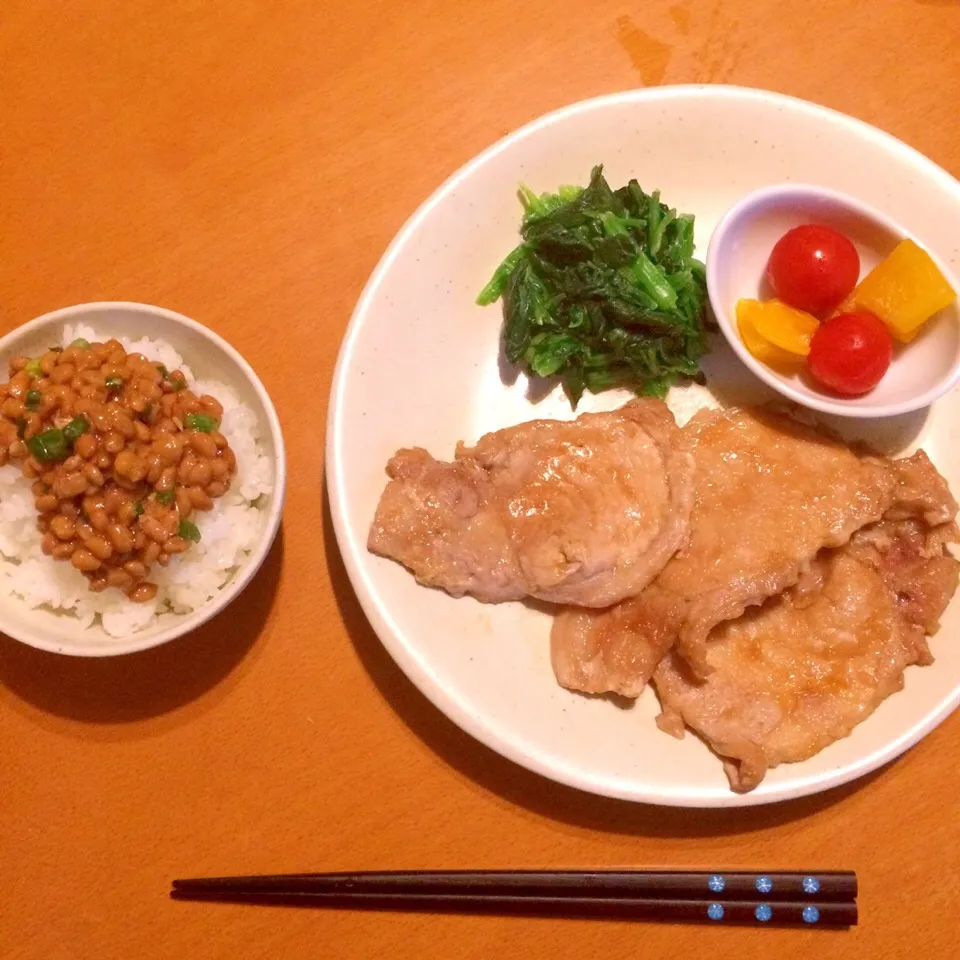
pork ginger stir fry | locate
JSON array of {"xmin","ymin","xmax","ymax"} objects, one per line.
[
  {"xmin": 0, "ymin": 338, "xmax": 236, "ymax": 601},
  {"xmin": 370, "ymin": 397, "xmax": 960, "ymax": 792},
  {"xmin": 368, "ymin": 400, "xmax": 694, "ymax": 608}
]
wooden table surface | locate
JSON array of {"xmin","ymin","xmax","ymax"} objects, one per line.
[{"xmin": 3, "ymin": 2, "xmax": 959, "ymax": 957}]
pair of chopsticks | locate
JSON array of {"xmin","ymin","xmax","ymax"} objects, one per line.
[{"xmin": 171, "ymin": 869, "xmax": 858, "ymax": 927}]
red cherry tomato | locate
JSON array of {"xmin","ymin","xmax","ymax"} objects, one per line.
[
  {"xmin": 767, "ymin": 224, "xmax": 860, "ymax": 317},
  {"xmin": 807, "ymin": 312, "xmax": 893, "ymax": 396}
]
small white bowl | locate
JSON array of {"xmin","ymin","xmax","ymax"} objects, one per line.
[
  {"xmin": 706, "ymin": 184, "xmax": 960, "ymax": 418},
  {"xmin": 0, "ymin": 301, "xmax": 286, "ymax": 657}
]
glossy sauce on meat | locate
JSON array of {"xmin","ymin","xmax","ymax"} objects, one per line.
[
  {"xmin": 653, "ymin": 512, "xmax": 958, "ymax": 792},
  {"xmin": 368, "ymin": 399, "xmax": 694, "ymax": 607},
  {"xmin": 552, "ymin": 406, "xmax": 897, "ymax": 695}
]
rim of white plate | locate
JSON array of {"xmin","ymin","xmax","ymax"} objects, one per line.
[{"xmin": 326, "ymin": 85, "xmax": 960, "ymax": 807}]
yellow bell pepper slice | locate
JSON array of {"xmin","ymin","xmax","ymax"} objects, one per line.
[
  {"xmin": 736, "ymin": 299, "xmax": 819, "ymax": 358},
  {"xmin": 843, "ymin": 239, "xmax": 956, "ymax": 343},
  {"xmin": 736, "ymin": 300, "xmax": 806, "ymax": 368}
]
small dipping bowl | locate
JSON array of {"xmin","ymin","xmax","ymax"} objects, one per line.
[{"xmin": 707, "ymin": 184, "xmax": 960, "ymax": 418}]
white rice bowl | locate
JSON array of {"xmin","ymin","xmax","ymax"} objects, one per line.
[{"xmin": 0, "ymin": 323, "xmax": 274, "ymax": 638}]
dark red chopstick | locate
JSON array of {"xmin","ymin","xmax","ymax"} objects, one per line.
[
  {"xmin": 171, "ymin": 870, "xmax": 857, "ymax": 928},
  {"xmin": 169, "ymin": 891, "xmax": 856, "ymax": 927},
  {"xmin": 172, "ymin": 869, "xmax": 856, "ymax": 901}
]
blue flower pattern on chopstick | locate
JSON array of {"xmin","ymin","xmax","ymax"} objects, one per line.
[
  {"xmin": 700, "ymin": 874, "xmax": 831, "ymax": 924},
  {"xmin": 705, "ymin": 898, "xmax": 820, "ymax": 924}
]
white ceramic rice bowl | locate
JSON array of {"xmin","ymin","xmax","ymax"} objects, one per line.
[{"xmin": 0, "ymin": 302, "xmax": 285, "ymax": 656}]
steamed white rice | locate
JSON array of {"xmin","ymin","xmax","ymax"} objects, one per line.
[{"xmin": 0, "ymin": 324, "xmax": 274, "ymax": 637}]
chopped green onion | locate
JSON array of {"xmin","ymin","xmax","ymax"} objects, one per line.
[
  {"xmin": 25, "ymin": 389, "xmax": 42, "ymax": 411},
  {"xmin": 178, "ymin": 519, "xmax": 201, "ymax": 542},
  {"xmin": 24, "ymin": 359, "xmax": 42, "ymax": 378},
  {"xmin": 15, "ymin": 417, "xmax": 27, "ymax": 439},
  {"xmin": 134, "ymin": 501, "xmax": 144, "ymax": 517},
  {"xmin": 70, "ymin": 338, "xmax": 90, "ymax": 349},
  {"xmin": 27, "ymin": 428, "xmax": 68, "ymax": 463},
  {"xmin": 158, "ymin": 363, "xmax": 187, "ymax": 390},
  {"xmin": 155, "ymin": 489, "xmax": 176, "ymax": 505},
  {"xmin": 104, "ymin": 375, "xmax": 124, "ymax": 390},
  {"xmin": 185, "ymin": 413, "xmax": 218, "ymax": 433},
  {"xmin": 63, "ymin": 416, "xmax": 89, "ymax": 443}
]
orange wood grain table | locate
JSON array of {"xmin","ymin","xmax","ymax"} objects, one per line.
[{"xmin": 2, "ymin": 2, "xmax": 959, "ymax": 958}]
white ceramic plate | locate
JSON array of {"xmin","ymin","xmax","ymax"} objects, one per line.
[{"xmin": 327, "ymin": 86, "xmax": 960, "ymax": 807}]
